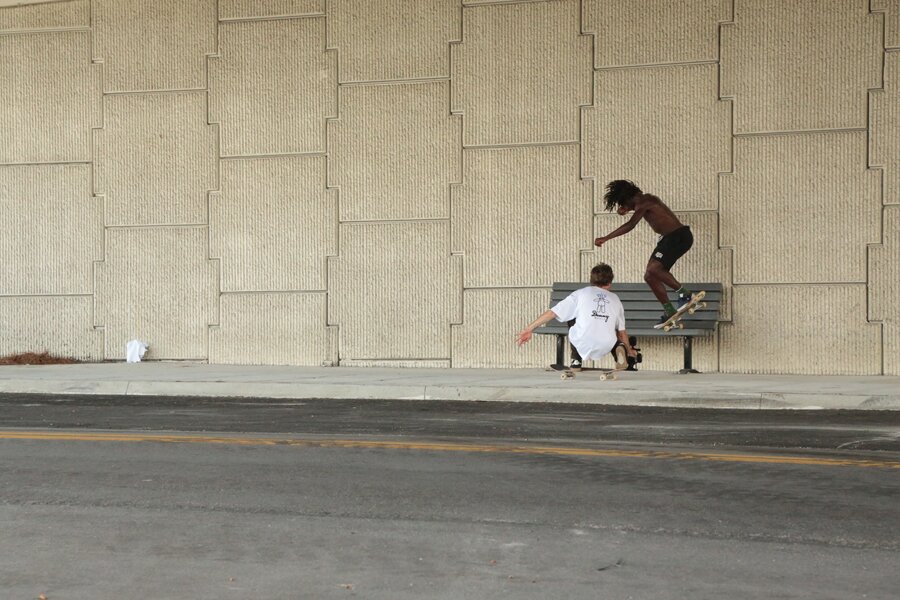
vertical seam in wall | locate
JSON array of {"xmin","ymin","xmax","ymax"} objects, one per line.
[
  {"xmin": 716, "ymin": 1, "xmax": 736, "ymax": 368},
  {"xmin": 206, "ymin": 0, "xmax": 220, "ymax": 364},
  {"xmin": 89, "ymin": 0, "xmax": 105, "ymax": 358},
  {"xmin": 579, "ymin": 0, "xmax": 596, "ymax": 266},
  {"xmin": 449, "ymin": 0, "xmax": 465, "ymax": 367},
  {"xmin": 579, "ymin": 0, "xmax": 597, "ymax": 264},
  {"xmin": 325, "ymin": 0, "xmax": 340, "ymax": 362},
  {"xmin": 867, "ymin": 0, "xmax": 887, "ymax": 374}
]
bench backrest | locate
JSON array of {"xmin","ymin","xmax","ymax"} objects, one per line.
[{"xmin": 540, "ymin": 282, "xmax": 723, "ymax": 337}]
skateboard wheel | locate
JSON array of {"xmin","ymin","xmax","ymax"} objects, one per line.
[
  {"xmin": 688, "ymin": 307, "xmax": 697, "ymax": 314},
  {"xmin": 663, "ymin": 325, "xmax": 672, "ymax": 332}
]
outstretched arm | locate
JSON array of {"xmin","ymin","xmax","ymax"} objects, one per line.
[
  {"xmin": 595, "ymin": 205, "xmax": 647, "ymax": 247},
  {"xmin": 516, "ymin": 310, "xmax": 557, "ymax": 346}
]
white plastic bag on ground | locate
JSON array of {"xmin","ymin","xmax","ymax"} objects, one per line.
[{"xmin": 125, "ymin": 340, "xmax": 148, "ymax": 363}]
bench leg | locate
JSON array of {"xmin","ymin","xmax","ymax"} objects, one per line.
[
  {"xmin": 555, "ymin": 334, "xmax": 566, "ymax": 367},
  {"xmin": 679, "ymin": 336, "xmax": 700, "ymax": 374}
]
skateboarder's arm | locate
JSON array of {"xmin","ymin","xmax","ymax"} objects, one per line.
[
  {"xmin": 516, "ymin": 310, "xmax": 557, "ymax": 346},
  {"xmin": 595, "ymin": 206, "xmax": 647, "ymax": 247}
]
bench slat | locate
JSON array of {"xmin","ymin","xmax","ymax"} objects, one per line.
[
  {"xmin": 550, "ymin": 290, "xmax": 723, "ymax": 302},
  {"xmin": 549, "ymin": 296, "xmax": 721, "ymax": 309},
  {"xmin": 548, "ymin": 282, "xmax": 723, "ymax": 292},
  {"xmin": 536, "ymin": 325, "xmax": 714, "ymax": 337}
]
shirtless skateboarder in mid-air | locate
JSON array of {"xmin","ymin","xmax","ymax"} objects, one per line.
[{"xmin": 594, "ymin": 180, "xmax": 703, "ymax": 326}]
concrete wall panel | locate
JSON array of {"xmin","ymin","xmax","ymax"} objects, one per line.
[
  {"xmin": 452, "ymin": 144, "xmax": 591, "ymax": 287},
  {"xmin": 452, "ymin": 288, "xmax": 553, "ymax": 368},
  {"xmin": 220, "ymin": 0, "xmax": 324, "ymax": 20},
  {"xmin": 210, "ymin": 293, "xmax": 334, "ymax": 365},
  {"xmin": 0, "ymin": 0, "xmax": 88, "ymax": 31},
  {"xmin": 720, "ymin": 285, "xmax": 881, "ymax": 375},
  {"xmin": 95, "ymin": 227, "xmax": 218, "ymax": 360},
  {"xmin": 874, "ymin": 0, "xmax": 900, "ymax": 48},
  {"xmin": 341, "ymin": 358, "xmax": 450, "ymax": 369},
  {"xmin": 0, "ymin": 296, "xmax": 102, "ymax": 360},
  {"xmin": 340, "ymin": 359, "xmax": 451, "ymax": 368},
  {"xmin": 327, "ymin": 0, "xmax": 459, "ymax": 82},
  {"xmin": 328, "ymin": 82, "xmax": 459, "ymax": 221},
  {"xmin": 871, "ymin": 51, "xmax": 900, "ymax": 205},
  {"xmin": 93, "ymin": 0, "xmax": 216, "ymax": 92},
  {"xmin": 210, "ymin": 155, "xmax": 335, "ymax": 292},
  {"xmin": 0, "ymin": 31, "xmax": 96, "ymax": 163},
  {"xmin": 721, "ymin": 132, "xmax": 880, "ymax": 284},
  {"xmin": 329, "ymin": 221, "xmax": 459, "ymax": 360},
  {"xmin": 210, "ymin": 17, "xmax": 335, "ymax": 156},
  {"xmin": 584, "ymin": 0, "xmax": 730, "ymax": 67},
  {"xmin": 94, "ymin": 91, "xmax": 216, "ymax": 226},
  {"xmin": 462, "ymin": 0, "xmax": 546, "ymax": 4},
  {"xmin": 0, "ymin": 164, "xmax": 101, "ymax": 295},
  {"xmin": 583, "ymin": 64, "xmax": 730, "ymax": 212},
  {"xmin": 870, "ymin": 206, "xmax": 900, "ymax": 374},
  {"xmin": 451, "ymin": 0, "xmax": 591, "ymax": 145},
  {"xmin": 721, "ymin": 0, "xmax": 881, "ymax": 133}
]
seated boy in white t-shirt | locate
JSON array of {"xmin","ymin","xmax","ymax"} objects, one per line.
[{"xmin": 516, "ymin": 263, "xmax": 637, "ymax": 368}]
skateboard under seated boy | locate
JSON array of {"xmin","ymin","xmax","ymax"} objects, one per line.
[
  {"xmin": 548, "ymin": 364, "xmax": 624, "ymax": 380},
  {"xmin": 547, "ymin": 342, "xmax": 632, "ymax": 380}
]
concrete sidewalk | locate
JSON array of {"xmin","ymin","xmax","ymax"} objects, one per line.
[{"xmin": 0, "ymin": 362, "xmax": 897, "ymax": 410}]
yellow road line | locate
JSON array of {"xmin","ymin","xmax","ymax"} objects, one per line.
[{"xmin": 1, "ymin": 430, "xmax": 898, "ymax": 469}]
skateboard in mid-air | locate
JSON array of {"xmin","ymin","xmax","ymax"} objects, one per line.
[
  {"xmin": 653, "ymin": 291, "xmax": 707, "ymax": 332},
  {"xmin": 548, "ymin": 364, "xmax": 623, "ymax": 380}
]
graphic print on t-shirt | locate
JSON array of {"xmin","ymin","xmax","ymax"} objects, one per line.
[{"xmin": 590, "ymin": 292, "xmax": 610, "ymax": 322}]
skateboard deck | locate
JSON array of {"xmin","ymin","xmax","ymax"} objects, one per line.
[
  {"xmin": 548, "ymin": 364, "xmax": 622, "ymax": 380},
  {"xmin": 653, "ymin": 290, "xmax": 707, "ymax": 332}
]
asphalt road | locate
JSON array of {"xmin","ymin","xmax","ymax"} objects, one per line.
[
  {"xmin": 1, "ymin": 394, "xmax": 898, "ymax": 599},
  {"xmin": 2, "ymin": 393, "xmax": 900, "ymax": 451}
]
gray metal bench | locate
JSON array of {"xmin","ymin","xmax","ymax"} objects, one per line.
[{"xmin": 535, "ymin": 282, "xmax": 724, "ymax": 374}]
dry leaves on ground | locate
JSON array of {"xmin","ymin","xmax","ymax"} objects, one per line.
[{"xmin": 0, "ymin": 352, "xmax": 79, "ymax": 365}]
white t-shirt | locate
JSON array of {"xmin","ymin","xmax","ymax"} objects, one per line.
[{"xmin": 550, "ymin": 286, "xmax": 626, "ymax": 360}]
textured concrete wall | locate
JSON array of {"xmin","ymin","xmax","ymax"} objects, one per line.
[{"xmin": 0, "ymin": 0, "xmax": 897, "ymax": 374}]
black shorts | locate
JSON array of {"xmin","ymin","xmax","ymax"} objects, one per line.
[{"xmin": 650, "ymin": 226, "xmax": 693, "ymax": 270}]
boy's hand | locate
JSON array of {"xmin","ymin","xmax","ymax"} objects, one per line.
[
  {"xmin": 594, "ymin": 237, "xmax": 606, "ymax": 247},
  {"xmin": 516, "ymin": 329, "xmax": 533, "ymax": 346}
]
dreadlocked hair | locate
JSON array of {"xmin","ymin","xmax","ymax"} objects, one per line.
[{"xmin": 604, "ymin": 180, "xmax": 642, "ymax": 212}]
